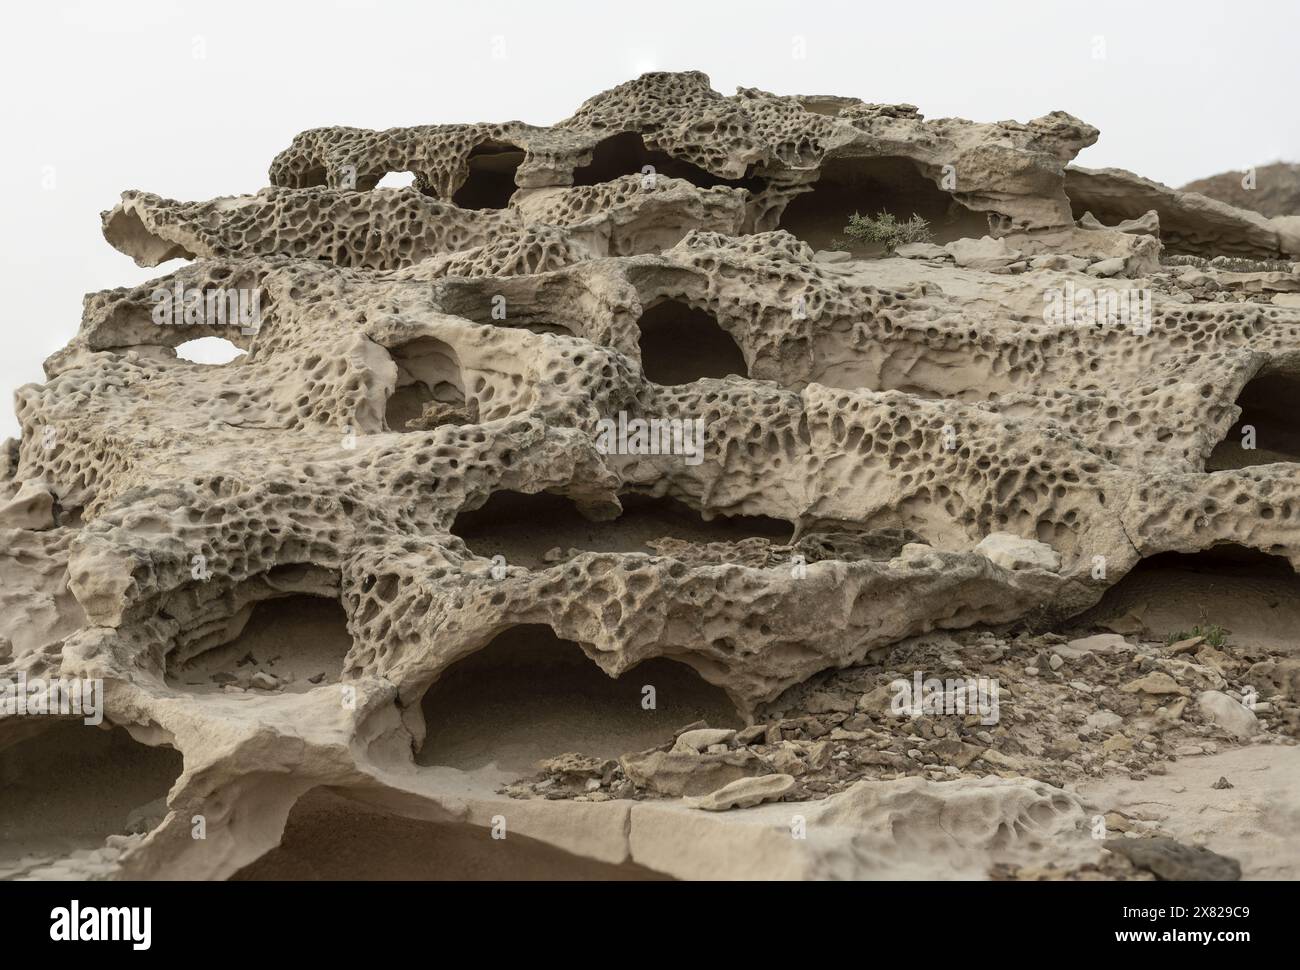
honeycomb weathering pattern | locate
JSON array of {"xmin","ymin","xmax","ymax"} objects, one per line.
[{"xmin": 3, "ymin": 71, "xmax": 1299, "ymax": 880}]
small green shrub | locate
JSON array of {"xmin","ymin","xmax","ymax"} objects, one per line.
[{"xmin": 841, "ymin": 211, "xmax": 933, "ymax": 254}]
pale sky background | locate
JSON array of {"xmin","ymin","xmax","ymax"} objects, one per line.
[{"xmin": 1, "ymin": 0, "xmax": 1297, "ymax": 439}]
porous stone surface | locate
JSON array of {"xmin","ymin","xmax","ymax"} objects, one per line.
[{"xmin": 3, "ymin": 72, "xmax": 1298, "ymax": 881}]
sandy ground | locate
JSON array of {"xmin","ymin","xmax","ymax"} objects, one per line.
[
  {"xmin": 1080, "ymin": 744, "xmax": 1300, "ymax": 879},
  {"xmin": 0, "ymin": 723, "xmax": 182, "ymax": 874}
]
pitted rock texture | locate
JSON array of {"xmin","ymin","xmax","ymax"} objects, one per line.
[{"xmin": 3, "ymin": 73, "xmax": 1298, "ymax": 881}]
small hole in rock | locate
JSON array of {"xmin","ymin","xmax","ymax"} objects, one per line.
[
  {"xmin": 385, "ymin": 336, "xmax": 471, "ymax": 431},
  {"xmin": 1206, "ymin": 368, "xmax": 1300, "ymax": 470},
  {"xmin": 375, "ymin": 171, "xmax": 417, "ymax": 189},
  {"xmin": 452, "ymin": 141, "xmax": 524, "ymax": 210},
  {"xmin": 573, "ymin": 131, "xmax": 765, "ymax": 193},
  {"xmin": 175, "ymin": 337, "xmax": 243, "ymax": 365},
  {"xmin": 637, "ymin": 299, "xmax": 747, "ymax": 384}
]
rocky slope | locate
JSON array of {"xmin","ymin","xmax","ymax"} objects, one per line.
[
  {"xmin": 2, "ymin": 71, "xmax": 1298, "ymax": 880},
  {"xmin": 1183, "ymin": 162, "xmax": 1300, "ymax": 219}
]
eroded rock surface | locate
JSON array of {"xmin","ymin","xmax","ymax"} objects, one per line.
[{"xmin": 3, "ymin": 73, "xmax": 1298, "ymax": 880}]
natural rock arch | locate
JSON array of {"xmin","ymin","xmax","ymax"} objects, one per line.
[
  {"xmin": 415, "ymin": 624, "xmax": 740, "ymax": 771},
  {"xmin": 573, "ymin": 131, "xmax": 765, "ymax": 193},
  {"xmin": 232, "ymin": 786, "xmax": 670, "ymax": 880},
  {"xmin": 778, "ymin": 156, "xmax": 986, "ymax": 252}
]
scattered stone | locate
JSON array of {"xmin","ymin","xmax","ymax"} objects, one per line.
[
  {"xmin": 1086, "ymin": 711, "xmax": 1123, "ymax": 733},
  {"xmin": 980, "ymin": 749, "xmax": 1026, "ymax": 770},
  {"xmin": 803, "ymin": 691, "xmax": 856, "ymax": 715},
  {"xmin": 945, "ymin": 235, "xmax": 1022, "ymax": 271},
  {"xmin": 1102, "ymin": 734, "xmax": 1133, "ymax": 754},
  {"xmin": 620, "ymin": 749, "xmax": 769, "ymax": 797},
  {"xmin": 1197, "ymin": 691, "xmax": 1259, "ymax": 739},
  {"xmin": 686, "ymin": 773, "xmax": 796, "ymax": 811},
  {"xmin": 856, "ymin": 684, "xmax": 895, "ymax": 715},
  {"xmin": 1167, "ymin": 635, "xmax": 1204, "ymax": 656},
  {"xmin": 1029, "ymin": 253, "xmax": 1090, "ymax": 272},
  {"xmin": 974, "ymin": 533, "xmax": 1061, "ymax": 572},
  {"xmin": 1122, "ymin": 672, "xmax": 1189, "ymax": 696},
  {"xmin": 1105, "ymin": 838, "xmax": 1241, "ymax": 881},
  {"xmin": 813, "ymin": 249, "xmax": 852, "ymax": 264},
  {"xmin": 930, "ymin": 738, "xmax": 982, "ymax": 768},
  {"xmin": 895, "ymin": 242, "xmax": 948, "ymax": 260},
  {"xmin": 1103, "ymin": 811, "xmax": 1132, "ymax": 832},
  {"xmin": 768, "ymin": 746, "xmax": 806, "ymax": 776},
  {"xmin": 1086, "ymin": 256, "xmax": 1126, "ymax": 277},
  {"xmin": 538, "ymin": 753, "xmax": 615, "ymax": 785},
  {"xmin": 122, "ymin": 797, "xmax": 168, "ymax": 836},
  {"xmin": 1056, "ymin": 634, "xmax": 1127, "ymax": 659},
  {"xmin": 672, "ymin": 720, "xmax": 709, "ymax": 739},
  {"xmin": 0, "ymin": 482, "xmax": 57, "ymax": 531},
  {"xmin": 673, "ymin": 728, "xmax": 736, "ymax": 753}
]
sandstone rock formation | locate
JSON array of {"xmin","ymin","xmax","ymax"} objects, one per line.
[
  {"xmin": 1183, "ymin": 162, "xmax": 1300, "ymax": 219},
  {"xmin": 3, "ymin": 72, "xmax": 1298, "ymax": 881}
]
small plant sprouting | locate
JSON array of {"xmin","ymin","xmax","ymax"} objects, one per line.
[{"xmin": 841, "ymin": 210, "xmax": 933, "ymax": 255}]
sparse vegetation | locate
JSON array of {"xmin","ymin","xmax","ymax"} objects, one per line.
[{"xmin": 837, "ymin": 210, "xmax": 933, "ymax": 255}]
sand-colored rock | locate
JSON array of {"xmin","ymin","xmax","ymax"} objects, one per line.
[
  {"xmin": 686, "ymin": 773, "xmax": 795, "ymax": 811},
  {"xmin": 3, "ymin": 72, "xmax": 1298, "ymax": 881},
  {"xmin": 1197, "ymin": 690, "xmax": 1260, "ymax": 739}
]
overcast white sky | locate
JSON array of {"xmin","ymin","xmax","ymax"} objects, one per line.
[{"xmin": 1, "ymin": 0, "xmax": 1297, "ymax": 439}]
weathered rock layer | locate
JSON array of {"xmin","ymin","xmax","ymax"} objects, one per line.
[{"xmin": 3, "ymin": 72, "xmax": 1298, "ymax": 880}]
